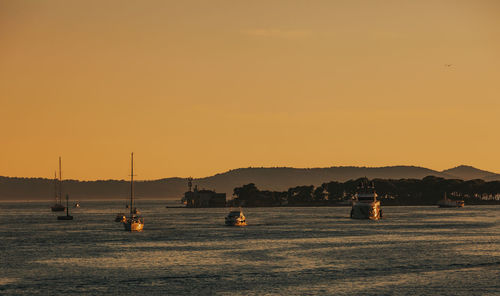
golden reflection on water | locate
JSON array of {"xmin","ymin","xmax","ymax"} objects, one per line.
[{"xmin": 2, "ymin": 202, "xmax": 499, "ymax": 295}]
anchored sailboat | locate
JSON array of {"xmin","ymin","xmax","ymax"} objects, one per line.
[
  {"xmin": 122, "ymin": 153, "xmax": 144, "ymax": 232},
  {"xmin": 57, "ymin": 194, "xmax": 74, "ymax": 220},
  {"xmin": 51, "ymin": 157, "xmax": 65, "ymax": 212}
]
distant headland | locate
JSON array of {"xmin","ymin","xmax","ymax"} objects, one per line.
[{"xmin": 1, "ymin": 165, "xmax": 499, "ymax": 201}]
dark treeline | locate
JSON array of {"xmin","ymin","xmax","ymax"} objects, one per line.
[
  {"xmin": 229, "ymin": 176, "xmax": 500, "ymax": 206},
  {"xmin": 0, "ymin": 176, "xmax": 186, "ymax": 200},
  {"xmin": 2, "ymin": 175, "xmax": 500, "ymax": 205}
]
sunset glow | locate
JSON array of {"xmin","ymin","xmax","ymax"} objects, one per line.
[{"xmin": 1, "ymin": 0, "xmax": 499, "ymax": 180}]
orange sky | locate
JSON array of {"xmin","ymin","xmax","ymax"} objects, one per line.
[{"xmin": 1, "ymin": 0, "xmax": 499, "ymax": 180}]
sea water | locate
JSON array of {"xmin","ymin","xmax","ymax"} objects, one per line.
[{"xmin": 0, "ymin": 201, "xmax": 499, "ymax": 295}]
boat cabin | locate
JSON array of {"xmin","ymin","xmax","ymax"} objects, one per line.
[{"xmin": 227, "ymin": 211, "xmax": 243, "ymax": 217}]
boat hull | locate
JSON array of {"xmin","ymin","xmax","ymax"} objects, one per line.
[
  {"xmin": 438, "ymin": 204, "xmax": 464, "ymax": 208},
  {"xmin": 351, "ymin": 201, "xmax": 382, "ymax": 220},
  {"xmin": 124, "ymin": 219, "xmax": 144, "ymax": 232},
  {"xmin": 51, "ymin": 205, "xmax": 66, "ymax": 212},
  {"xmin": 225, "ymin": 220, "xmax": 247, "ymax": 226},
  {"xmin": 438, "ymin": 201, "xmax": 464, "ymax": 208},
  {"xmin": 57, "ymin": 215, "xmax": 73, "ymax": 220}
]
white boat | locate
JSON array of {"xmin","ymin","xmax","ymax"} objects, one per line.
[
  {"xmin": 350, "ymin": 180, "xmax": 382, "ymax": 220},
  {"xmin": 122, "ymin": 153, "xmax": 144, "ymax": 232},
  {"xmin": 437, "ymin": 193, "xmax": 464, "ymax": 208},
  {"xmin": 225, "ymin": 210, "xmax": 247, "ymax": 226}
]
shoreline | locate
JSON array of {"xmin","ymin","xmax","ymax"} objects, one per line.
[{"xmin": 2, "ymin": 199, "xmax": 499, "ymax": 207}]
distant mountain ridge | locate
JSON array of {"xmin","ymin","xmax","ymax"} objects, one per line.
[
  {"xmin": 1, "ymin": 165, "xmax": 499, "ymax": 200},
  {"xmin": 442, "ymin": 165, "xmax": 500, "ymax": 181}
]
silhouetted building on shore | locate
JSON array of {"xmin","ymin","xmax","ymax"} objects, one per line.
[
  {"xmin": 181, "ymin": 178, "xmax": 226, "ymax": 207},
  {"xmin": 184, "ymin": 189, "xmax": 226, "ymax": 207}
]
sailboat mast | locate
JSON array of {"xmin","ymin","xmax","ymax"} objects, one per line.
[
  {"xmin": 66, "ymin": 194, "xmax": 69, "ymax": 216},
  {"xmin": 54, "ymin": 171, "xmax": 58, "ymax": 203},
  {"xmin": 59, "ymin": 157, "xmax": 62, "ymax": 204},
  {"xmin": 130, "ymin": 153, "xmax": 134, "ymax": 215}
]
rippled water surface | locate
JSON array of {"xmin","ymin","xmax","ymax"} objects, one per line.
[{"xmin": 1, "ymin": 201, "xmax": 499, "ymax": 295}]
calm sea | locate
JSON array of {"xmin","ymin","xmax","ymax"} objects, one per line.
[{"xmin": 0, "ymin": 201, "xmax": 499, "ymax": 295}]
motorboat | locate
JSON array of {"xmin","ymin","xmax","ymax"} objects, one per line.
[
  {"xmin": 350, "ymin": 180, "xmax": 382, "ymax": 220},
  {"xmin": 114, "ymin": 213, "xmax": 126, "ymax": 222},
  {"xmin": 438, "ymin": 193, "xmax": 464, "ymax": 208},
  {"xmin": 225, "ymin": 210, "xmax": 247, "ymax": 226}
]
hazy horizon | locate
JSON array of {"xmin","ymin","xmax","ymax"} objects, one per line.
[{"xmin": 1, "ymin": 0, "xmax": 499, "ymax": 180}]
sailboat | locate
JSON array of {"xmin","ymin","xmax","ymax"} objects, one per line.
[
  {"xmin": 122, "ymin": 153, "xmax": 144, "ymax": 232},
  {"xmin": 51, "ymin": 157, "xmax": 65, "ymax": 212},
  {"xmin": 57, "ymin": 194, "xmax": 74, "ymax": 220}
]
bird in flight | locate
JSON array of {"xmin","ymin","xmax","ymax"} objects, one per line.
[{"xmin": 445, "ymin": 64, "xmax": 452, "ymax": 67}]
